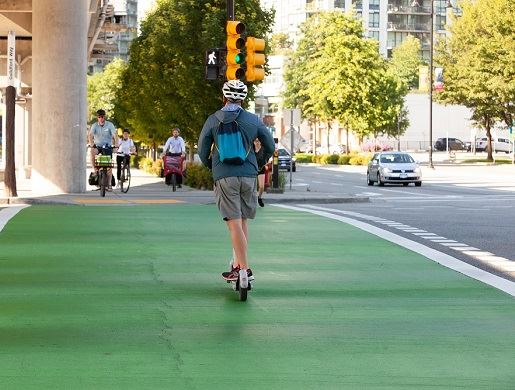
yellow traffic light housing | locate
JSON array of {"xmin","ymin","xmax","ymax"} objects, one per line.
[
  {"xmin": 245, "ymin": 37, "xmax": 265, "ymax": 82},
  {"xmin": 226, "ymin": 21, "xmax": 246, "ymax": 80}
]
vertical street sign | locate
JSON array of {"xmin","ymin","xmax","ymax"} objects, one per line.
[{"xmin": 7, "ymin": 30, "xmax": 15, "ymax": 87}]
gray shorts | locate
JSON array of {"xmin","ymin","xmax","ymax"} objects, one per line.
[{"xmin": 214, "ymin": 177, "xmax": 257, "ymax": 220}]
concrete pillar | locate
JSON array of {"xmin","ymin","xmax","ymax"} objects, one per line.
[{"xmin": 32, "ymin": 0, "xmax": 87, "ymax": 193}]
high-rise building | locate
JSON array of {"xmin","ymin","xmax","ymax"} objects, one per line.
[
  {"xmin": 88, "ymin": 0, "xmax": 138, "ymax": 73},
  {"xmin": 261, "ymin": 0, "xmax": 457, "ymax": 59}
]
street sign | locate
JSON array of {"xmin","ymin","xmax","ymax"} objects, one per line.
[
  {"xmin": 7, "ymin": 31, "xmax": 15, "ymax": 87},
  {"xmin": 280, "ymin": 128, "xmax": 305, "ymax": 154},
  {"xmin": 283, "ymin": 109, "xmax": 301, "ymax": 127}
]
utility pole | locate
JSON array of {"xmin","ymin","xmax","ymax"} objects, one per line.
[{"xmin": 428, "ymin": 0, "xmax": 435, "ymax": 169}]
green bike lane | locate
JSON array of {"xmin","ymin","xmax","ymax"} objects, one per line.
[{"xmin": 0, "ymin": 204, "xmax": 514, "ymax": 389}]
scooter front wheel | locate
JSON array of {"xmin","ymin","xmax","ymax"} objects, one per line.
[{"xmin": 238, "ymin": 269, "xmax": 248, "ymax": 301}]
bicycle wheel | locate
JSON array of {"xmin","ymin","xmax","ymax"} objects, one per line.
[
  {"xmin": 99, "ymin": 170, "xmax": 107, "ymax": 197},
  {"xmin": 171, "ymin": 173, "xmax": 177, "ymax": 192},
  {"xmin": 121, "ymin": 163, "xmax": 131, "ymax": 193}
]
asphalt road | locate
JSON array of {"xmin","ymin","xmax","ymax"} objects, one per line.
[{"xmin": 291, "ymin": 163, "xmax": 515, "ymax": 280}]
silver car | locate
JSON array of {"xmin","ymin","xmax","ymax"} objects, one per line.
[{"xmin": 367, "ymin": 152, "xmax": 422, "ymax": 187}]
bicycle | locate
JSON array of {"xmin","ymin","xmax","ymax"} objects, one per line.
[
  {"xmin": 117, "ymin": 152, "xmax": 134, "ymax": 193},
  {"xmin": 90, "ymin": 145, "xmax": 115, "ymax": 197},
  {"xmin": 162, "ymin": 153, "xmax": 185, "ymax": 192}
]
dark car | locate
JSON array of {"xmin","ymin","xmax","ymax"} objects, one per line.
[
  {"xmin": 278, "ymin": 148, "xmax": 296, "ymax": 172},
  {"xmin": 433, "ymin": 137, "xmax": 468, "ymax": 151}
]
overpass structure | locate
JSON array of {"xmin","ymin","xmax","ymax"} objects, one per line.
[{"xmin": 0, "ymin": 0, "xmax": 110, "ymax": 193}]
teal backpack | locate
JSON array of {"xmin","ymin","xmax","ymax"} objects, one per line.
[{"xmin": 215, "ymin": 120, "xmax": 250, "ymax": 165}]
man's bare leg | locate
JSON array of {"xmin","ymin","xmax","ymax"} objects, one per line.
[{"xmin": 226, "ymin": 218, "xmax": 248, "ymax": 269}]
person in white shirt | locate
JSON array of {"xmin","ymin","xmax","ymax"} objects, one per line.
[
  {"xmin": 162, "ymin": 128, "xmax": 186, "ymax": 156},
  {"xmin": 116, "ymin": 129, "xmax": 136, "ymax": 181}
]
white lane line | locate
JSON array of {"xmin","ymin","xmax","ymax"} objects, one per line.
[
  {"xmin": 440, "ymin": 242, "xmax": 469, "ymax": 247},
  {"xmin": 0, "ymin": 205, "xmax": 30, "ymax": 233},
  {"xmin": 377, "ymin": 188, "xmax": 433, "ymax": 197},
  {"xmin": 412, "ymin": 232, "xmax": 438, "ymax": 236},
  {"xmin": 491, "ymin": 187, "xmax": 515, "ymax": 192},
  {"xmin": 329, "ymin": 183, "xmax": 344, "ymax": 186},
  {"xmin": 450, "ymin": 246, "xmax": 481, "ymax": 251},
  {"xmin": 429, "ymin": 239, "xmax": 457, "ymax": 243},
  {"xmin": 275, "ymin": 204, "xmax": 515, "ymax": 297},
  {"xmin": 357, "ymin": 192, "xmax": 382, "ymax": 197}
]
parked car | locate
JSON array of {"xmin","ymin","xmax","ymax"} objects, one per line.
[
  {"xmin": 433, "ymin": 137, "xmax": 468, "ymax": 151},
  {"xmin": 367, "ymin": 152, "xmax": 422, "ymax": 187},
  {"xmin": 278, "ymin": 148, "xmax": 296, "ymax": 172},
  {"xmin": 475, "ymin": 137, "xmax": 513, "ymax": 153}
]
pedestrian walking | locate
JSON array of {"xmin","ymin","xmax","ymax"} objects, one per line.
[
  {"xmin": 254, "ymin": 138, "xmax": 268, "ymax": 207},
  {"xmin": 198, "ymin": 80, "xmax": 275, "ymax": 282}
]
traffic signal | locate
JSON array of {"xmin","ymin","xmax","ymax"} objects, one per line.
[
  {"xmin": 205, "ymin": 48, "xmax": 221, "ymax": 80},
  {"xmin": 245, "ymin": 37, "xmax": 265, "ymax": 82},
  {"xmin": 226, "ymin": 21, "xmax": 246, "ymax": 80}
]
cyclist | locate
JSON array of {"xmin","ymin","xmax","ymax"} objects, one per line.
[
  {"xmin": 162, "ymin": 127, "xmax": 186, "ymax": 187},
  {"xmin": 88, "ymin": 109, "xmax": 118, "ymax": 191},
  {"xmin": 116, "ymin": 129, "xmax": 136, "ymax": 182},
  {"xmin": 197, "ymin": 80, "xmax": 275, "ymax": 282}
]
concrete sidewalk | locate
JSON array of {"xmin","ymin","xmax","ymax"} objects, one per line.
[{"xmin": 0, "ymin": 168, "xmax": 369, "ymax": 205}]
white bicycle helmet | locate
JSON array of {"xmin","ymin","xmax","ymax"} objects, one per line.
[{"xmin": 222, "ymin": 80, "xmax": 248, "ymax": 102}]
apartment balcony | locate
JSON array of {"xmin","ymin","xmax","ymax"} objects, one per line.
[
  {"xmin": 387, "ymin": 4, "xmax": 431, "ymax": 15},
  {"xmin": 387, "ymin": 22, "xmax": 430, "ymax": 33}
]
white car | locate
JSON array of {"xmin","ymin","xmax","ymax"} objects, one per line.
[
  {"xmin": 367, "ymin": 152, "xmax": 422, "ymax": 187},
  {"xmin": 476, "ymin": 137, "xmax": 513, "ymax": 153}
]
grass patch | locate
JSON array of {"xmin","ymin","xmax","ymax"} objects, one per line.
[{"xmin": 459, "ymin": 158, "xmax": 513, "ymax": 164}]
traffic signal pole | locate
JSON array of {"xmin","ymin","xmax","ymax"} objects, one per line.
[{"xmin": 227, "ymin": 0, "xmax": 234, "ymax": 21}]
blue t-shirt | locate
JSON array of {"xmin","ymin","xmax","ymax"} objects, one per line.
[{"xmin": 91, "ymin": 120, "xmax": 117, "ymax": 146}]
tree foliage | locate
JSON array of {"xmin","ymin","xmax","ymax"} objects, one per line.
[
  {"xmin": 87, "ymin": 58, "xmax": 127, "ymax": 125},
  {"xmin": 116, "ymin": 0, "xmax": 274, "ymax": 146},
  {"xmin": 389, "ymin": 35, "xmax": 421, "ymax": 90},
  {"xmin": 435, "ymin": 0, "xmax": 515, "ymax": 160},
  {"xmin": 283, "ymin": 11, "xmax": 408, "ymax": 141},
  {"xmin": 270, "ymin": 32, "xmax": 293, "ymax": 54}
]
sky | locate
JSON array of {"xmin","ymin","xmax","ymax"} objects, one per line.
[{"xmin": 137, "ymin": 0, "xmax": 156, "ymax": 25}]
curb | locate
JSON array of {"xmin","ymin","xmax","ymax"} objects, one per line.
[{"xmin": 1, "ymin": 195, "xmax": 369, "ymax": 206}]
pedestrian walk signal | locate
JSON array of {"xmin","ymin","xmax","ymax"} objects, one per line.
[
  {"xmin": 245, "ymin": 37, "xmax": 265, "ymax": 82},
  {"xmin": 226, "ymin": 21, "xmax": 246, "ymax": 80},
  {"xmin": 205, "ymin": 48, "xmax": 221, "ymax": 80}
]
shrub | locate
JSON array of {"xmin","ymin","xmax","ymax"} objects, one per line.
[
  {"xmin": 349, "ymin": 155, "xmax": 373, "ymax": 165},
  {"xmin": 184, "ymin": 163, "xmax": 214, "ymax": 190},
  {"xmin": 337, "ymin": 155, "xmax": 352, "ymax": 165},
  {"xmin": 131, "ymin": 154, "xmax": 143, "ymax": 169},
  {"xmin": 150, "ymin": 159, "xmax": 163, "ymax": 177},
  {"xmin": 139, "ymin": 157, "xmax": 153, "ymax": 171},
  {"xmin": 326, "ymin": 154, "xmax": 339, "ymax": 164},
  {"xmin": 294, "ymin": 153, "xmax": 313, "ymax": 163},
  {"xmin": 317, "ymin": 154, "xmax": 331, "ymax": 164}
]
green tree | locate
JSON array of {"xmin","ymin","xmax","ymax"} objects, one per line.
[
  {"xmin": 436, "ymin": 0, "xmax": 515, "ymax": 161},
  {"xmin": 87, "ymin": 58, "xmax": 127, "ymax": 125},
  {"xmin": 284, "ymin": 11, "xmax": 407, "ymax": 146},
  {"xmin": 117, "ymin": 0, "xmax": 274, "ymax": 147},
  {"xmin": 270, "ymin": 32, "xmax": 293, "ymax": 54},
  {"xmin": 389, "ymin": 35, "xmax": 421, "ymax": 90}
]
